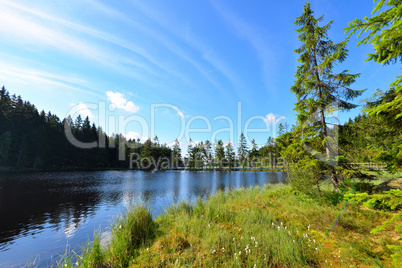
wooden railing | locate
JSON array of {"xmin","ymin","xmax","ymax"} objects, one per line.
[{"xmin": 350, "ymin": 162, "xmax": 387, "ymax": 170}]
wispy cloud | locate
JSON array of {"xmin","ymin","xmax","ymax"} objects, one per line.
[
  {"xmin": 210, "ymin": 1, "xmax": 277, "ymax": 93},
  {"xmin": 0, "ymin": 4, "xmax": 111, "ymax": 64},
  {"xmin": 0, "ymin": 61, "xmax": 102, "ymax": 97},
  {"xmin": 0, "ymin": 0, "xmax": 176, "ymax": 90},
  {"xmin": 106, "ymin": 91, "xmax": 139, "ymax": 113},
  {"xmin": 83, "ymin": 0, "xmax": 210, "ymax": 93},
  {"xmin": 128, "ymin": 0, "xmax": 240, "ymax": 96}
]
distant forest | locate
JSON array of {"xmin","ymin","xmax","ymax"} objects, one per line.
[
  {"xmin": 0, "ymin": 84, "xmax": 400, "ymax": 171},
  {"xmin": 0, "ymin": 86, "xmax": 177, "ymax": 170}
]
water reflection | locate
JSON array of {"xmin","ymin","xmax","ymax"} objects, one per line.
[{"xmin": 0, "ymin": 170, "xmax": 286, "ymax": 267}]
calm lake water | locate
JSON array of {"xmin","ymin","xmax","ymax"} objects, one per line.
[{"xmin": 0, "ymin": 170, "xmax": 287, "ymax": 267}]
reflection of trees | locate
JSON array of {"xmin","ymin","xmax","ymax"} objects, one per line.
[
  {"xmin": 0, "ymin": 172, "xmax": 109, "ymax": 246},
  {"xmin": 0, "ymin": 170, "xmax": 289, "ymax": 253}
]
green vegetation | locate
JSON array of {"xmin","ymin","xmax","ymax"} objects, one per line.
[{"xmin": 59, "ymin": 184, "xmax": 401, "ymax": 267}]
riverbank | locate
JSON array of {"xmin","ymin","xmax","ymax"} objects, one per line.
[{"xmin": 59, "ymin": 183, "xmax": 400, "ymax": 267}]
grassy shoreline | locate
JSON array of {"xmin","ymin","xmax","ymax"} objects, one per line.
[{"xmin": 60, "ymin": 184, "xmax": 399, "ymax": 267}]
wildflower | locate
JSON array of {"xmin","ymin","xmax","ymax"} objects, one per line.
[
  {"xmin": 222, "ymin": 247, "xmax": 225, "ymax": 252},
  {"xmin": 233, "ymin": 238, "xmax": 235, "ymax": 241},
  {"xmin": 239, "ymin": 251, "xmax": 241, "ymax": 255},
  {"xmin": 119, "ymin": 225, "xmax": 122, "ymax": 229},
  {"xmin": 217, "ymin": 215, "xmax": 219, "ymax": 217},
  {"xmin": 208, "ymin": 223, "xmax": 210, "ymax": 228},
  {"xmin": 315, "ymin": 248, "xmax": 318, "ymax": 250},
  {"xmin": 239, "ymin": 228, "xmax": 241, "ymax": 231},
  {"xmin": 293, "ymin": 240, "xmax": 295, "ymax": 243},
  {"xmin": 147, "ymin": 248, "xmax": 149, "ymax": 251},
  {"xmin": 212, "ymin": 249, "xmax": 216, "ymax": 254},
  {"xmin": 281, "ymin": 222, "xmax": 283, "ymax": 225},
  {"xmin": 251, "ymin": 237, "xmax": 255, "ymax": 241},
  {"xmin": 277, "ymin": 226, "xmax": 280, "ymax": 230}
]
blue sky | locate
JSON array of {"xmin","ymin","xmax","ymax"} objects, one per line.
[{"xmin": 0, "ymin": 0, "xmax": 400, "ymax": 151}]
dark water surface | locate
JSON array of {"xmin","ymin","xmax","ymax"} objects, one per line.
[{"xmin": 0, "ymin": 170, "xmax": 287, "ymax": 267}]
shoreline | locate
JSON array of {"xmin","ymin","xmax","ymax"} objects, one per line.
[{"xmin": 59, "ymin": 184, "xmax": 399, "ymax": 267}]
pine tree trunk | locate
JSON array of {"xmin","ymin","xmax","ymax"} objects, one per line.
[{"xmin": 331, "ymin": 172, "xmax": 339, "ymax": 192}]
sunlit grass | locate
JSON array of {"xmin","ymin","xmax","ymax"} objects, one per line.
[{"xmin": 59, "ymin": 184, "xmax": 398, "ymax": 267}]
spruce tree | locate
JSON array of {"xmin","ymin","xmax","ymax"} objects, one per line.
[
  {"xmin": 215, "ymin": 140, "xmax": 225, "ymax": 168},
  {"xmin": 238, "ymin": 133, "xmax": 248, "ymax": 169},
  {"xmin": 288, "ymin": 1, "xmax": 364, "ymax": 191}
]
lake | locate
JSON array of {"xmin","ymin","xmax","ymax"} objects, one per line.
[{"xmin": 0, "ymin": 170, "xmax": 287, "ymax": 267}]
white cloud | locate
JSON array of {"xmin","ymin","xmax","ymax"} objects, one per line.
[
  {"xmin": 123, "ymin": 131, "xmax": 148, "ymax": 142},
  {"xmin": 68, "ymin": 102, "xmax": 95, "ymax": 119},
  {"xmin": 223, "ymin": 141, "xmax": 234, "ymax": 147},
  {"xmin": 263, "ymin": 113, "xmax": 287, "ymax": 138},
  {"xmin": 106, "ymin": 91, "xmax": 139, "ymax": 113},
  {"xmin": 167, "ymin": 140, "xmax": 183, "ymax": 147}
]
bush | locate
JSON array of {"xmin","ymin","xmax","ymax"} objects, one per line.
[{"xmin": 287, "ymin": 166, "xmax": 322, "ymax": 198}]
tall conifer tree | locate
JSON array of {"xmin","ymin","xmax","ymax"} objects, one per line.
[{"xmin": 288, "ymin": 1, "xmax": 364, "ymax": 191}]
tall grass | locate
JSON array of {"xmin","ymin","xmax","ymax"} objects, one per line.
[
  {"xmin": 59, "ymin": 205, "xmax": 155, "ymax": 267},
  {"xmin": 59, "ymin": 184, "xmax": 399, "ymax": 267}
]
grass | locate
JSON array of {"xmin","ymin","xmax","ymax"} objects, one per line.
[{"xmin": 59, "ymin": 184, "xmax": 400, "ymax": 267}]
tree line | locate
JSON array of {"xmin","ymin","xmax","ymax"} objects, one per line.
[
  {"xmin": 0, "ymin": 88, "xmax": 180, "ymax": 170},
  {"xmin": 0, "ymin": 86, "xmax": 286, "ymax": 171}
]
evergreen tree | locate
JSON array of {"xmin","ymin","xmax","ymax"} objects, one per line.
[
  {"xmin": 215, "ymin": 140, "xmax": 225, "ymax": 168},
  {"xmin": 345, "ymin": 0, "xmax": 402, "ymax": 170},
  {"xmin": 287, "ymin": 2, "xmax": 363, "ymax": 191},
  {"xmin": 204, "ymin": 140, "xmax": 212, "ymax": 168},
  {"xmin": 187, "ymin": 138, "xmax": 195, "ymax": 168},
  {"xmin": 172, "ymin": 139, "xmax": 182, "ymax": 168},
  {"xmin": 238, "ymin": 133, "xmax": 248, "ymax": 169},
  {"xmin": 225, "ymin": 141, "xmax": 235, "ymax": 169}
]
